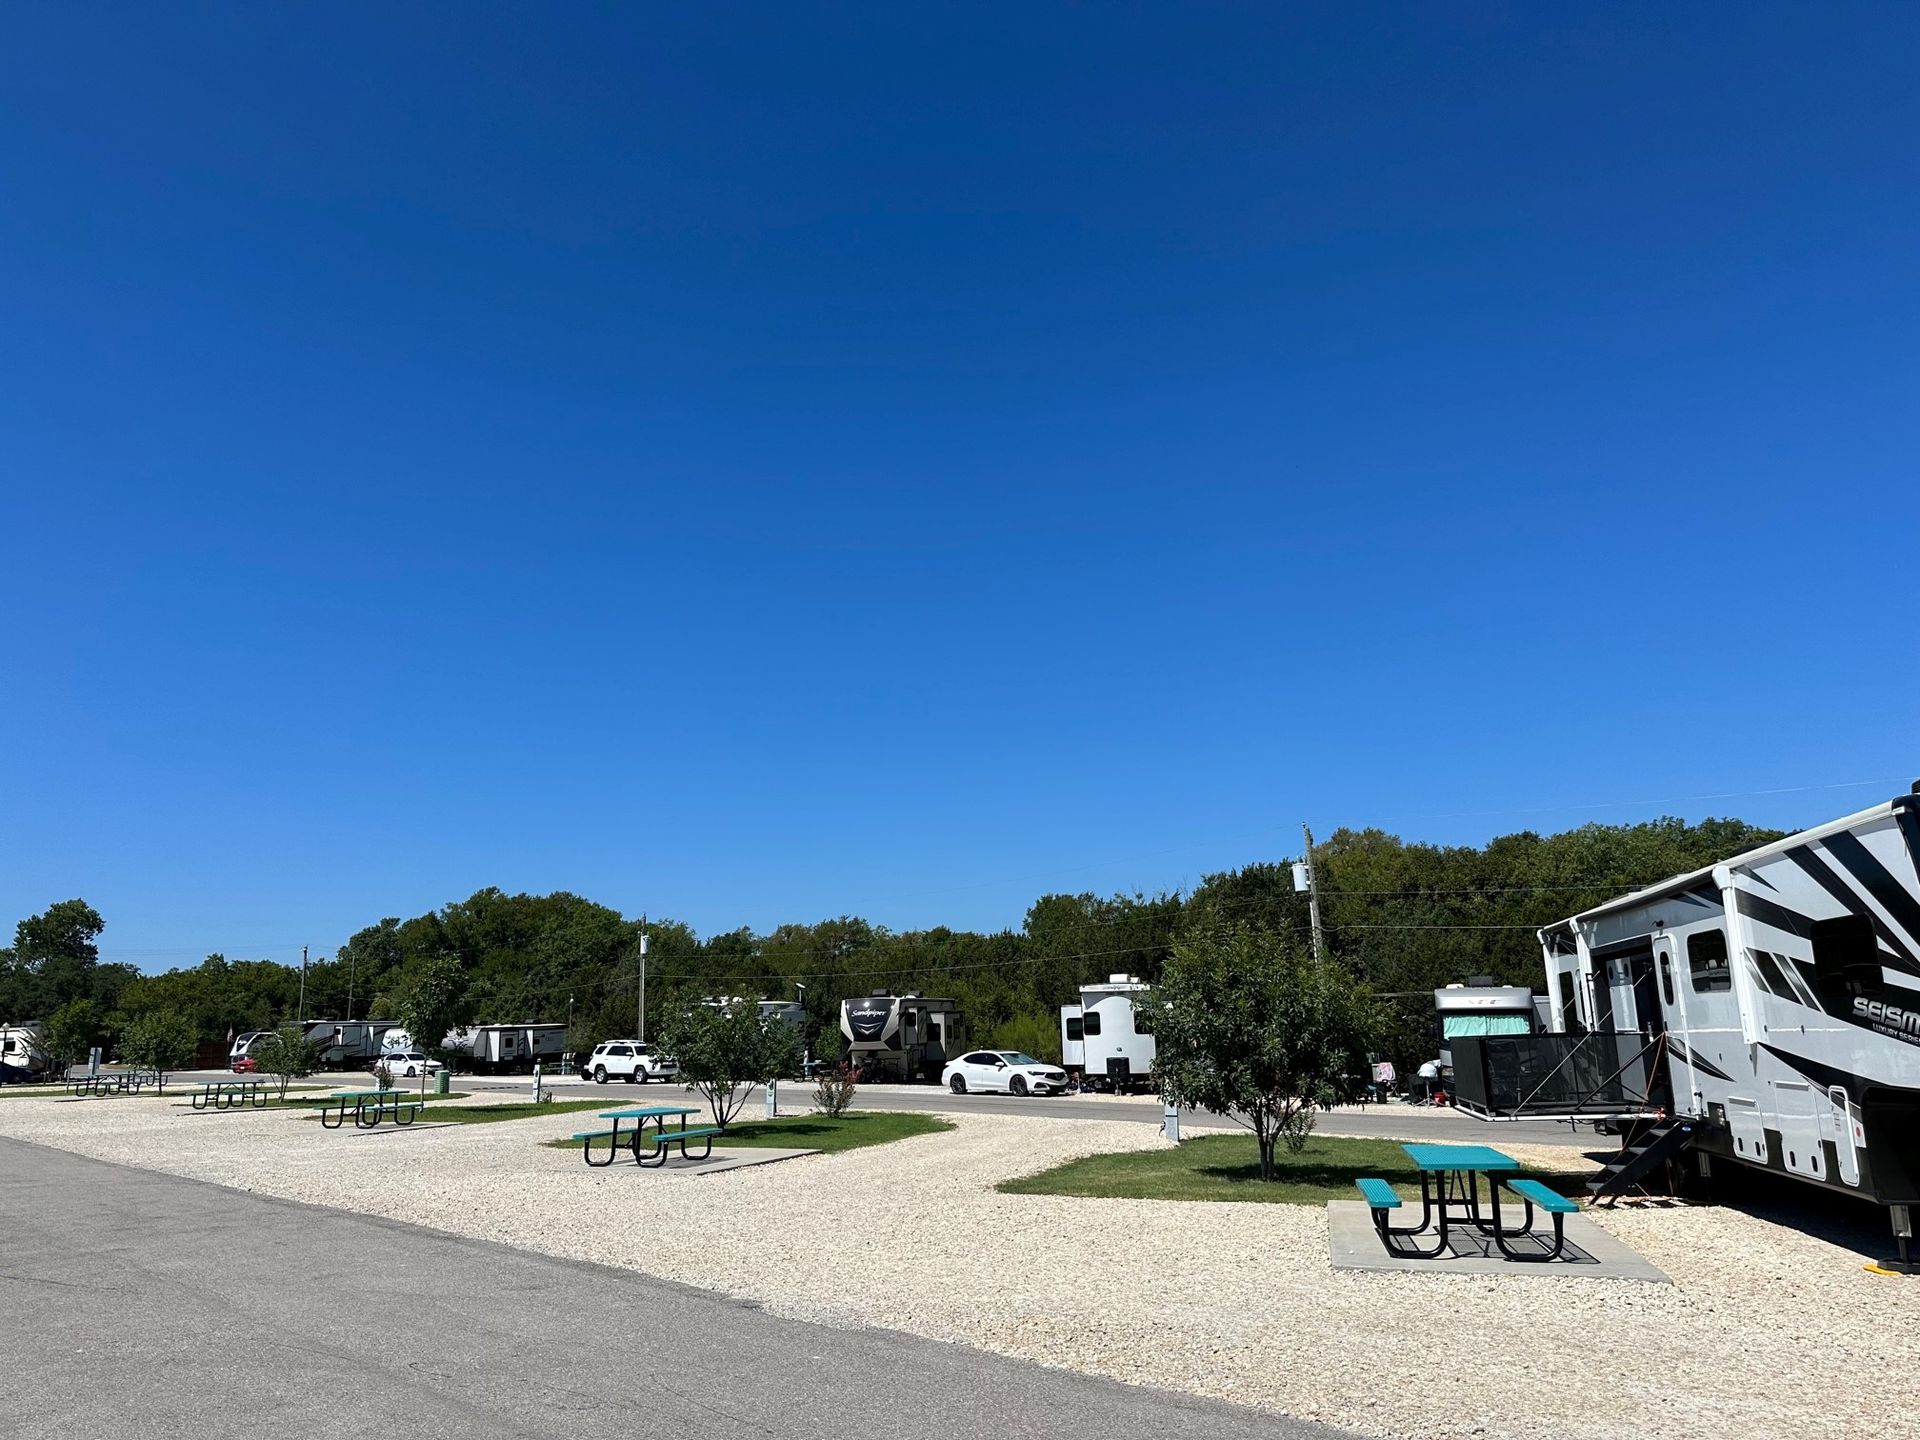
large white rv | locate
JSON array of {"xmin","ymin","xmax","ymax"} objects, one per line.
[
  {"xmin": 1453, "ymin": 792, "xmax": 1920, "ymax": 1267},
  {"xmin": 1060, "ymin": 974, "xmax": 1155, "ymax": 1092},
  {"xmin": 839, "ymin": 992, "xmax": 964, "ymax": 1082}
]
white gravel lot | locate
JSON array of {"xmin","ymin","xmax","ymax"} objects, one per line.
[{"xmin": 3, "ymin": 1093, "xmax": 1914, "ymax": 1440}]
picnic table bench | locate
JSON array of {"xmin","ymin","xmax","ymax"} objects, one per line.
[
  {"xmin": 316, "ymin": 1089, "xmax": 426, "ymax": 1130},
  {"xmin": 184, "ymin": 1077, "xmax": 272, "ymax": 1111},
  {"xmin": 572, "ymin": 1105, "xmax": 719, "ymax": 1168},
  {"xmin": 1355, "ymin": 1142, "xmax": 1578, "ymax": 1261}
]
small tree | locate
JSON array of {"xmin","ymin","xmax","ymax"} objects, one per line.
[
  {"xmin": 119, "ymin": 1008, "xmax": 196, "ymax": 1085},
  {"xmin": 391, "ymin": 954, "xmax": 467, "ymax": 1095},
  {"xmin": 1143, "ymin": 927, "xmax": 1374, "ymax": 1180},
  {"xmin": 45, "ymin": 997, "xmax": 102, "ymax": 1073},
  {"xmin": 655, "ymin": 1000, "xmax": 803, "ymax": 1129},
  {"xmin": 254, "ymin": 1025, "xmax": 321, "ymax": 1100}
]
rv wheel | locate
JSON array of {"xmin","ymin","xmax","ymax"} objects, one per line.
[
  {"xmin": 1010, "ymin": 1075, "xmax": 1028, "ymax": 1097},
  {"xmin": 950, "ymin": 1075, "xmax": 967, "ymax": 1094}
]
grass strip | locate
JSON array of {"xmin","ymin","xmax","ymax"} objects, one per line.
[{"xmin": 998, "ymin": 1133, "xmax": 1589, "ymax": 1206}]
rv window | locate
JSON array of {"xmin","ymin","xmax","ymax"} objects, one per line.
[
  {"xmin": 1658, "ymin": 952, "xmax": 1675, "ymax": 1007},
  {"xmin": 1064, "ymin": 1017, "xmax": 1084, "ymax": 1042},
  {"xmin": 1810, "ymin": 913, "xmax": 1879, "ymax": 1009},
  {"xmin": 1688, "ymin": 930, "xmax": 1731, "ymax": 993},
  {"xmin": 1082, "ymin": 1012, "xmax": 1102, "ymax": 1037}
]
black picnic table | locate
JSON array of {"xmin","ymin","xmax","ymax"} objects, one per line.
[{"xmin": 316, "ymin": 1088, "xmax": 426, "ymax": 1130}]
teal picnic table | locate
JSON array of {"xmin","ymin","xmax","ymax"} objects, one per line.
[
  {"xmin": 574, "ymin": 1105, "xmax": 719, "ymax": 1168},
  {"xmin": 1360, "ymin": 1143, "xmax": 1576, "ymax": 1261},
  {"xmin": 317, "ymin": 1088, "xmax": 425, "ymax": 1130},
  {"xmin": 185, "ymin": 1076, "xmax": 271, "ymax": 1111}
]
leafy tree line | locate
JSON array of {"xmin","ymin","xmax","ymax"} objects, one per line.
[{"xmin": 0, "ymin": 814, "xmax": 1784, "ymax": 1070}]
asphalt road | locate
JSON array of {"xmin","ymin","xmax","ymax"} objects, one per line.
[{"xmin": 1, "ymin": 1137, "xmax": 1349, "ymax": 1440}]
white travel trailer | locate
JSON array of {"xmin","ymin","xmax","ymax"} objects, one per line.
[
  {"xmin": 839, "ymin": 992, "xmax": 965, "ymax": 1082},
  {"xmin": 1452, "ymin": 792, "xmax": 1920, "ymax": 1267},
  {"xmin": 1, "ymin": 1023, "xmax": 51, "ymax": 1083},
  {"xmin": 1060, "ymin": 975, "xmax": 1155, "ymax": 1092},
  {"xmin": 452, "ymin": 1023, "xmax": 569, "ymax": 1074}
]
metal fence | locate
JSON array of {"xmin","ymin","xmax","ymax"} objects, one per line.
[{"xmin": 1450, "ymin": 1031, "xmax": 1660, "ymax": 1117}]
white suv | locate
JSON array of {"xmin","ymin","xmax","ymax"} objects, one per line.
[{"xmin": 586, "ymin": 1041, "xmax": 679, "ymax": 1084}]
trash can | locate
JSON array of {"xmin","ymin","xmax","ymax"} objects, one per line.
[{"xmin": 435, "ymin": 1069, "xmax": 451, "ymax": 1095}]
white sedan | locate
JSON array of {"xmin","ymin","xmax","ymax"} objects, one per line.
[
  {"xmin": 942, "ymin": 1050, "xmax": 1069, "ymax": 1097},
  {"xmin": 377, "ymin": 1050, "xmax": 443, "ymax": 1078}
]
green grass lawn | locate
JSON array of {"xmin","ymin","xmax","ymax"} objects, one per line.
[
  {"xmin": 545, "ymin": 1110, "xmax": 952, "ymax": 1154},
  {"xmin": 999, "ymin": 1133, "xmax": 1590, "ymax": 1206}
]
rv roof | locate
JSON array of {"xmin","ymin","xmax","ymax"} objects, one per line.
[{"xmin": 1544, "ymin": 794, "xmax": 1913, "ymax": 932}]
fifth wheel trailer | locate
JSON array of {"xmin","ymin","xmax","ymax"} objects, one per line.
[
  {"xmin": 1452, "ymin": 791, "xmax": 1920, "ymax": 1268},
  {"xmin": 840, "ymin": 993, "xmax": 965, "ymax": 1082}
]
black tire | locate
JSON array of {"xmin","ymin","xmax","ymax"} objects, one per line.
[
  {"xmin": 637, "ymin": 1071, "xmax": 650, "ymax": 1084},
  {"xmin": 950, "ymin": 1075, "xmax": 967, "ymax": 1094},
  {"xmin": 1010, "ymin": 1075, "xmax": 1028, "ymax": 1097},
  {"xmin": 593, "ymin": 1066, "xmax": 608, "ymax": 1084}
]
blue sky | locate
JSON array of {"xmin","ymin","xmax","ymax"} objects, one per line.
[{"xmin": 2, "ymin": 5, "xmax": 1916, "ymax": 969}]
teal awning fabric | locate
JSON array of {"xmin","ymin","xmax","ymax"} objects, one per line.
[{"xmin": 1442, "ymin": 1014, "xmax": 1531, "ymax": 1038}]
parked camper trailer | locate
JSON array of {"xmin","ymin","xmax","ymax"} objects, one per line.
[
  {"xmin": 1433, "ymin": 980, "xmax": 1540, "ymax": 1069},
  {"xmin": 702, "ymin": 997, "xmax": 807, "ymax": 1030},
  {"xmin": 1449, "ymin": 791, "xmax": 1920, "ymax": 1266},
  {"xmin": 1061, "ymin": 975, "xmax": 1155, "ymax": 1092},
  {"xmin": 0, "ymin": 1023, "xmax": 51, "ymax": 1084},
  {"xmin": 452, "ymin": 1023, "xmax": 569, "ymax": 1074},
  {"xmin": 229, "ymin": 1030, "xmax": 275, "ymax": 1069},
  {"xmin": 301, "ymin": 1019, "xmax": 398, "ymax": 1070},
  {"xmin": 839, "ymin": 992, "xmax": 964, "ymax": 1082}
]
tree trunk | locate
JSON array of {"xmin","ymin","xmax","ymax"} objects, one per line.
[{"xmin": 1258, "ymin": 1128, "xmax": 1277, "ymax": 1181}]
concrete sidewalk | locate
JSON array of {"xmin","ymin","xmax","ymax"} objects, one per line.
[{"xmin": 0, "ymin": 1137, "xmax": 1351, "ymax": 1440}]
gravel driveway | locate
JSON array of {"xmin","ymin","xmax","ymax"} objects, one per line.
[{"xmin": 2, "ymin": 1093, "xmax": 1913, "ymax": 1440}]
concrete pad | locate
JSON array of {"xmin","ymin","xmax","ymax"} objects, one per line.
[{"xmin": 1326, "ymin": 1201, "xmax": 1669, "ymax": 1284}]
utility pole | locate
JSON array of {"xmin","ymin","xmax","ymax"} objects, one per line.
[
  {"xmin": 298, "ymin": 944, "xmax": 309, "ymax": 1025},
  {"xmin": 1301, "ymin": 823, "xmax": 1328, "ymax": 965},
  {"xmin": 347, "ymin": 949, "xmax": 356, "ymax": 1023},
  {"xmin": 637, "ymin": 917, "xmax": 649, "ymax": 1042}
]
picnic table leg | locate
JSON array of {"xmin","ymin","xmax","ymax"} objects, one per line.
[
  {"xmin": 1489, "ymin": 1177, "xmax": 1564, "ymax": 1261},
  {"xmin": 1378, "ymin": 1185, "xmax": 1450, "ymax": 1258},
  {"xmin": 583, "ymin": 1120, "xmax": 620, "ymax": 1167}
]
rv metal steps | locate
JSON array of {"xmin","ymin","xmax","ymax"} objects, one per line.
[{"xmin": 1586, "ymin": 1118, "xmax": 1698, "ymax": 1206}]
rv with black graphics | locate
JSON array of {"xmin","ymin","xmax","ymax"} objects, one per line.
[
  {"xmin": 839, "ymin": 992, "xmax": 964, "ymax": 1082},
  {"xmin": 1452, "ymin": 789, "xmax": 1920, "ymax": 1270}
]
